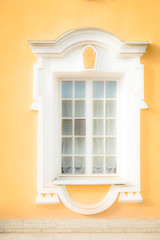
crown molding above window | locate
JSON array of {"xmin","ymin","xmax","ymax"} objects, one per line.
[{"xmin": 28, "ymin": 28, "xmax": 151, "ymax": 58}]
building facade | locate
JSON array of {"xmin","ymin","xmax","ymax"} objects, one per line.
[{"xmin": 0, "ymin": 0, "xmax": 160, "ymax": 238}]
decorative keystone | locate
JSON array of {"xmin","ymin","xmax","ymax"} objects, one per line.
[{"xmin": 82, "ymin": 46, "xmax": 96, "ymax": 69}]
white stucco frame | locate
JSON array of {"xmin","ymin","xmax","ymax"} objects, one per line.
[{"xmin": 28, "ymin": 28, "xmax": 150, "ymax": 215}]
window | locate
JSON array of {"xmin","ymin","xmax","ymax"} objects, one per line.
[
  {"xmin": 60, "ymin": 80, "xmax": 117, "ymax": 176},
  {"xmin": 28, "ymin": 29, "xmax": 150, "ymax": 214},
  {"xmin": 52, "ymin": 74, "xmax": 126, "ymax": 185}
]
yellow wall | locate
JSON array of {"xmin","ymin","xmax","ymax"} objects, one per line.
[{"xmin": 0, "ymin": 0, "xmax": 160, "ymax": 219}]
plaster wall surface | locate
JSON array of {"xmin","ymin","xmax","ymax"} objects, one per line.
[{"xmin": 0, "ymin": 0, "xmax": 160, "ymax": 218}]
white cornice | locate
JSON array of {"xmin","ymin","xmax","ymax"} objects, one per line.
[{"xmin": 27, "ymin": 28, "xmax": 151, "ymax": 58}]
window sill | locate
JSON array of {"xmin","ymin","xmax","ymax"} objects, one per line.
[{"xmin": 52, "ymin": 176, "xmax": 128, "ymax": 185}]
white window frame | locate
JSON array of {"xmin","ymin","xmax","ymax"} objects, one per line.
[
  {"xmin": 59, "ymin": 78, "xmax": 118, "ymax": 178},
  {"xmin": 52, "ymin": 76, "xmax": 127, "ymax": 185},
  {"xmin": 28, "ymin": 28, "xmax": 151, "ymax": 214}
]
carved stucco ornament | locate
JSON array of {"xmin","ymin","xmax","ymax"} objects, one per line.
[{"xmin": 82, "ymin": 45, "xmax": 96, "ymax": 69}]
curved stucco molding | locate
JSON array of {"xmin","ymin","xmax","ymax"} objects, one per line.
[
  {"xmin": 58, "ymin": 186, "xmax": 119, "ymax": 215},
  {"xmin": 28, "ymin": 28, "xmax": 151, "ymax": 58},
  {"xmin": 35, "ymin": 186, "xmax": 143, "ymax": 214}
]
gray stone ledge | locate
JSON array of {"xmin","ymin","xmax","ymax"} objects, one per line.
[{"xmin": 0, "ymin": 219, "xmax": 160, "ymax": 233}]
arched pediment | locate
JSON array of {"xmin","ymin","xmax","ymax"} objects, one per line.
[{"xmin": 28, "ymin": 28, "xmax": 150, "ymax": 58}]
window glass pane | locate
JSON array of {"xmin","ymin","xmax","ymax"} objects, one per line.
[
  {"xmin": 105, "ymin": 157, "xmax": 116, "ymax": 174},
  {"xmin": 61, "ymin": 80, "xmax": 117, "ymax": 176},
  {"xmin": 93, "ymin": 157, "xmax": 103, "ymax": 173},
  {"xmin": 75, "ymin": 119, "xmax": 86, "ymax": 136},
  {"xmin": 74, "ymin": 157, "xmax": 85, "ymax": 174},
  {"xmin": 62, "ymin": 81, "xmax": 72, "ymax": 98},
  {"xmin": 93, "ymin": 138, "xmax": 103, "ymax": 154},
  {"xmin": 62, "ymin": 100, "xmax": 72, "ymax": 117},
  {"xmin": 105, "ymin": 138, "xmax": 116, "ymax": 154},
  {"xmin": 93, "ymin": 119, "xmax": 104, "ymax": 135},
  {"xmin": 62, "ymin": 120, "xmax": 72, "ymax": 135},
  {"xmin": 75, "ymin": 81, "xmax": 85, "ymax": 98},
  {"xmin": 75, "ymin": 138, "xmax": 85, "ymax": 154},
  {"xmin": 105, "ymin": 100, "xmax": 116, "ymax": 117},
  {"xmin": 62, "ymin": 157, "xmax": 72, "ymax": 174},
  {"xmin": 93, "ymin": 100, "xmax": 104, "ymax": 117},
  {"xmin": 106, "ymin": 81, "xmax": 116, "ymax": 98},
  {"xmin": 62, "ymin": 138, "xmax": 72, "ymax": 154},
  {"xmin": 105, "ymin": 119, "xmax": 116, "ymax": 135},
  {"xmin": 93, "ymin": 81, "xmax": 104, "ymax": 98},
  {"xmin": 75, "ymin": 100, "xmax": 85, "ymax": 117}
]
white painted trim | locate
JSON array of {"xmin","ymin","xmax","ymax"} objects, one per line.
[
  {"xmin": 30, "ymin": 100, "xmax": 39, "ymax": 111},
  {"xmin": 35, "ymin": 193, "xmax": 60, "ymax": 205},
  {"xmin": 52, "ymin": 186, "xmax": 119, "ymax": 215},
  {"xmin": 27, "ymin": 28, "xmax": 151, "ymax": 58},
  {"xmin": 119, "ymin": 192, "xmax": 143, "ymax": 202},
  {"xmin": 141, "ymin": 100, "xmax": 148, "ymax": 109},
  {"xmin": 28, "ymin": 28, "xmax": 150, "ymax": 215},
  {"xmin": 52, "ymin": 176, "xmax": 128, "ymax": 185}
]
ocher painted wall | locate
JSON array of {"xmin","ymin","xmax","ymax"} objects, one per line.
[{"xmin": 0, "ymin": 0, "xmax": 160, "ymax": 218}]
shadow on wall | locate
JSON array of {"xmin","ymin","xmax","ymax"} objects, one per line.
[{"xmin": 141, "ymin": 43, "xmax": 160, "ymax": 204}]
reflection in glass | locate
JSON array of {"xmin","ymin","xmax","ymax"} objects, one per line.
[
  {"xmin": 75, "ymin": 119, "xmax": 86, "ymax": 136},
  {"xmin": 93, "ymin": 81, "xmax": 104, "ymax": 98},
  {"xmin": 105, "ymin": 119, "xmax": 116, "ymax": 135},
  {"xmin": 93, "ymin": 119, "xmax": 104, "ymax": 135},
  {"xmin": 62, "ymin": 120, "xmax": 72, "ymax": 135},
  {"xmin": 62, "ymin": 100, "xmax": 72, "ymax": 117},
  {"xmin": 75, "ymin": 138, "xmax": 85, "ymax": 154},
  {"xmin": 62, "ymin": 81, "xmax": 72, "ymax": 98},
  {"xmin": 105, "ymin": 81, "xmax": 116, "ymax": 98},
  {"xmin": 105, "ymin": 100, "xmax": 116, "ymax": 117},
  {"xmin": 93, "ymin": 157, "xmax": 103, "ymax": 173},
  {"xmin": 62, "ymin": 138, "xmax": 72, "ymax": 154},
  {"xmin": 93, "ymin": 100, "xmax": 103, "ymax": 117},
  {"xmin": 74, "ymin": 157, "xmax": 85, "ymax": 174},
  {"xmin": 75, "ymin": 81, "xmax": 85, "ymax": 98},
  {"xmin": 75, "ymin": 100, "xmax": 85, "ymax": 117},
  {"xmin": 93, "ymin": 138, "xmax": 103, "ymax": 154},
  {"xmin": 62, "ymin": 157, "xmax": 72, "ymax": 174},
  {"xmin": 105, "ymin": 157, "xmax": 116, "ymax": 173},
  {"xmin": 105, "ymin": 138, "xmax": 116, "ymax": 154}
]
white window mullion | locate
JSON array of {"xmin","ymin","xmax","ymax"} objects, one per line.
[
  {"xmin": 86, "ymin": 80, "xmax": 92, "ymax": 175},
  {"xmin": 59, "ymin": 80, "xmax": 62, "ymax": 175},
  {"xmin": 103, "ymin": 81, "xmax": 106, "ymax": 174},
  {"xmin": 72, "ymin": 81, "xmax": 75, "ymax": 174}
]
